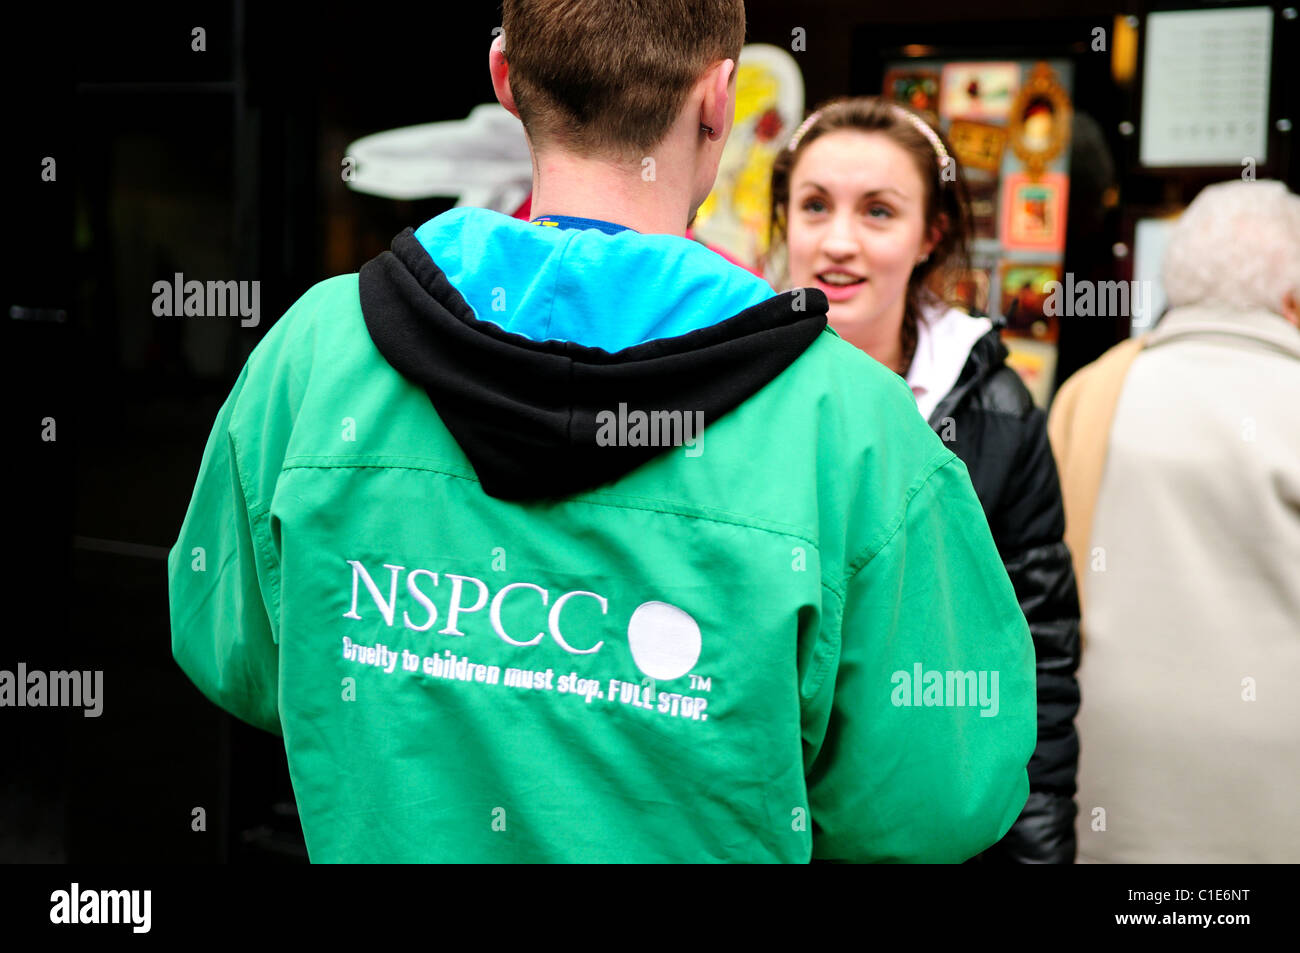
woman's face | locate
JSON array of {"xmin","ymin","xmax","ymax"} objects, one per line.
[{"xmin": 785, "ymin": 130, "xmax": 935, "ymax": 354}]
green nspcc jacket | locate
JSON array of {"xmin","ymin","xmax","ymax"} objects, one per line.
[{"xmin": 168, "ymin": 211, "xmax": 1035, "ymax": 862}]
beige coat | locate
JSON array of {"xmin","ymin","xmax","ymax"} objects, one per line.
[{"xmin": 1049, "ymin": 304, "xmax": 1300, "ymax": 862}]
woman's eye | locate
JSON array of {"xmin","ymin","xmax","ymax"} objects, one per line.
[
  {"xmin": 867, "ymin": 205, "xmax": 893, "ymax": 219},
  {"xmin": 801, "ymin": 198, "xmax": 827, "ymax": 214}
]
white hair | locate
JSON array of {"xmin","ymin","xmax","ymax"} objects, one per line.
[{"xmin": 1162, "ymin": 179, "xmax": 1300, "ymax": 313}]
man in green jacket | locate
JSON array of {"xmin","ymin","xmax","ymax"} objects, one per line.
[{"xmin": 168, "ymin": 0, "xmax": 1035, "ymax": 862}]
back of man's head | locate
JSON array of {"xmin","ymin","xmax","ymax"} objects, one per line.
[
  {"xmin": 501, "ymin": 0, "xmax": 745, "ymax": 157},
  {"xmin": 1162, "ymin": 179, "xmax": 1300, "ymax": 316}
]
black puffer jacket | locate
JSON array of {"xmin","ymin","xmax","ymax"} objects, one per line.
[{"xmin": 927, "ymin": 324, "xmax": 1082, "ymax": 864}]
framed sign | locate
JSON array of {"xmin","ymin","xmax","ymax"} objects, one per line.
[
  {"xmin": 883, "ymin": 68, "xmax": 941, "ymax": 115},
  {"xmin": 1000, "ymin": 171, "xmax": 1069, "ymax": 252},
  {"xmin": 948, "ymin": 119, "xmax": 1008, "ymax": 173},
  {"xmin": 939, "ymin": 62, "xmax": 1020, "ymax": 121},
  {"xmin": 999, "ymin": 261, "xmax": 1063, "ymax": 339},
  {"xmin": 1131, "ymin": 215, "xmax": 1181, "ymax": 333},
  {"xmin": 1139, "ymin": 7, "xmax": 1273, "ymax": 167},
  {"xmin": 1007, "ymin": 62, "xmax": 1071, "ymax": 178}
]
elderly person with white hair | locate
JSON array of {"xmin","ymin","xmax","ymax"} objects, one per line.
[{"xmin": 1047, "ymin": 179, "xmax": 1300, "ymax": 863}]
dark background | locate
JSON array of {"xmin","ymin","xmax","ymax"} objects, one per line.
[{"xmin": 4, "ymin": 0, "xmax": 1296, "ymax": 862}]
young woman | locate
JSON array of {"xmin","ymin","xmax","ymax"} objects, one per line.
[{"xmin": 767, "ymin": 97, "xmax": 1082, "ymax": 863}]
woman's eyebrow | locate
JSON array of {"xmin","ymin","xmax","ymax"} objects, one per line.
[{"xmin": 796, "ymin": 180, "xmax": 907, "ymax": 199}]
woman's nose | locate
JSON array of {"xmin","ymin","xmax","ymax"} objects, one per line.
[{"xmin": 820, "ymin": 217, "xmax": 859, "ymax": 257}]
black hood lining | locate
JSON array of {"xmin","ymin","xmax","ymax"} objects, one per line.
[{"xmin": 359, "ymin": 227, "xmax": 829, "ymax": 501}]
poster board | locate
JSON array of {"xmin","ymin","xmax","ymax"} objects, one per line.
[{"xmin": 884, "ymin": 57, "xmax": 1075, "ymax": 406}]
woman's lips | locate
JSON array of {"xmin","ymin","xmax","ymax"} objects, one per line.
[{"xmin": 813, "ymin": 275, "xmax": 867, "ymax": 302}]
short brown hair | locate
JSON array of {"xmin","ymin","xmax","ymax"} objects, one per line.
[
  {"xmin": 768, "ymin": 97, "xmax": 973, "ymax": 372},
  {"xmin": 501, "ymin": 0, "xmax": 745, "ymax": 156}
]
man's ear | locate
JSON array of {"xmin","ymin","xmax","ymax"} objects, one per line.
[
  {"xmin": 1283, "ymin": 288, "xmax": 1300, "ymax": 328},
  {"xmin": 489, "ymin": 33, "xmax": 520, "ymax": 119},
  {"xmin": 700, "ymin": 58, "xmax": 735, "ymax": 141}
]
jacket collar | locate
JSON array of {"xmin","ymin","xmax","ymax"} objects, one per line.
[
  {"xmin": 1147, "ymin": 305, "xmax": 1300, "ymax": 361},
  {"xmin": 925, "ymin": 326, "xmax": 1007, "ymax": 427}
]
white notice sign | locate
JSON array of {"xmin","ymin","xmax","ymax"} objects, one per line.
[{"xmin": 1139, "ymin": 7, "xmax": 1273, "ymax": 167}]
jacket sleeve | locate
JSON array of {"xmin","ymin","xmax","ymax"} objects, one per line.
[
  {"xmin": 805, "ymin": 451, "xmax": 1038, "ymax": 863},
  {"xmin": 980, "ymin": 405, "xmax": 1081, "ymax": 863},
  {"xmin": 167, "ymin": 362, "xmax": 284, "ymax": 736}
]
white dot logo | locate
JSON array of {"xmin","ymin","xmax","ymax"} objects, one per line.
[{"xmin": 626, "ymin": 601, "xmax": 701, "ymax": 681}]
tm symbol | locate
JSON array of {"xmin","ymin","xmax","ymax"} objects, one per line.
[{"xmin": 689, "ymin": 675, "xmax": 712, "ymax": 692}]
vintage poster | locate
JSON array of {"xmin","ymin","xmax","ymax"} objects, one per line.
[
  {"xmin": 939, "ymin": 62, "xmax": 1020, "ymax": 121},
  {"xmin": 948, "ymin": 119, "xmax": 1008, "ymax": 173},
  {"xmin": 1000, "ymin": 171, "xmax": 1069, "ymax": 252},
  {"xmin": 999, "ymin": 260, "xmax": 1062, "ymax": 339},
  {"xmin": 883, "ymin": 68, "xmax": 941, "ymax": 115}
]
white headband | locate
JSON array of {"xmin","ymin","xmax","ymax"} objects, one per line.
[
  {"xmin": 888, "ymin": 104, "xmax": 951, "ymax": 174},
  {"xmin": 786, "ymin": 103, "xmax": 953, "ymax": 179}
]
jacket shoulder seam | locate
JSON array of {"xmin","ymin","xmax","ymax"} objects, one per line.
[
  {"xmin": 842, "ymin": 446, "xmax": 956, "ymax": 586},
  {"xmin": 280, "ymin": 454, "xmax": 829, "ymax": 559}
]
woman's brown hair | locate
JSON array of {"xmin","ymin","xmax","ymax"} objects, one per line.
[{"xmin": 766, "ymin": 97, "xmax": 973, "ymax": 375}]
